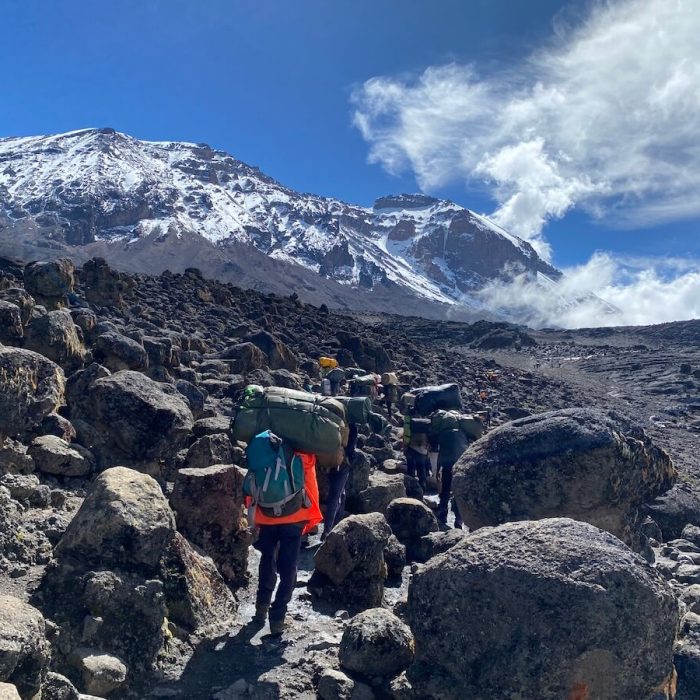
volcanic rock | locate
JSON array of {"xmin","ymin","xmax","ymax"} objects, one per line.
[
  {"xmin": 310, "ymin": 513, "xmax": 391, "ymax": 610},
  {"xmin": 23, "ymin": 259, "xmax": 74, "ymax": 308},
  {"xmin": 0, "ymin": 301, "xmax": 23, "ymax": 342},
  {"xmin": 0, "ymin": 347, "xmax": 65, "ymax": 439},
  {"xmin": 28, "ymin": 436, "xmax": 94, "ymax": 478},
  {"xmin": 339, "ymin": 608, "xmax": 414, "ymax": 680},
  {"xmin": 407, "ymin": 518, "xmax": 679, "ymax": 700},
  {"xmin": 0, "ymin": 595, "xmax": 49, "ymax": 699},
  {"xmin": 453, "ymin": 408, "xmax": 675, "ymax": 548},
  {"xmin": 385, "ymin": 498, "xmax": 439, "ymax": 561},
  {"xmin": 170, "ymin": 464, "xmax": 250, "ymax": 586}
]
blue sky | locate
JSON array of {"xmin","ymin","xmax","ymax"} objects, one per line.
[{"xmin": 1, "ymin": 0, "xmax": 699, "ymax": 322}]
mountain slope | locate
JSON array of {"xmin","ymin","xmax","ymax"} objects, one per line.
[{"xmin": 0, "ymin": 128, "xmax": 561, "ymax": 315}]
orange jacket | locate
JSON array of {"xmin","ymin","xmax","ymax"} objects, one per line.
[{"xmin": 252, "ymin": 452, "xmax": 323, "ymax": 534}]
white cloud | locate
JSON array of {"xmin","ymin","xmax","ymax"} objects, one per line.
[
  {"xmin": 351, "ymin": 0, "xmax": 700, "ymax": 256},
  {"xmin": 477, "ymin": 252, "xmax": 700, "ymax": 328}
]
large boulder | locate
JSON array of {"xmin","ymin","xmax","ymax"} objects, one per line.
[
  {"xmin": 0, "ymin": 301, "xmax": 23, "ymax": 343},
  {"xmin": 23, "ymin": 259, "xmax": 74, "ymax": 308},
  {"xmin": 93, "ymin": 331, "xmax": 148, "ymax": 372},
  {"xmin": 170, "ymin": 465, "xmax": 250, "ymax": 586},
  {"xmin": 0, "ymin": 289, "xmax": 34, "ymax": 327},
  {"xmin": 55, "ymin": 467, "xmax": 175, "ymax": 571},
  {"xmin": 244, "ymin": 330, "xmax": 298, "ymax": 371},
  {"xmin": 0, "ymin": 348, "xmax": 65, "ymax": 439},
  {"xmin": 217, "ymin": 342, "xmax": 267, "ymax": 373},
  {"xmin": 385, "ymin": 498, "xmax": 439, "ymax": 561},
  {"xmin": 355, "ymin": 473, "xmax": 406, "ymax": 515},
  {"xmin": 339, "ymin": 608, "xmax": 414, "ymax": 680},
  {"xmin": 42, "ymin": 467, "xmax": 235, "ymax": 680},
  {"xmin": 80, "ymin": 257, "xmax": 132, "ymax": 307},
  {"xmin": 407, "ymin": 518, "xmax": 679, "ymax": 700},
  {"xmin": 0, "ymin": 596, "xmax": 49, "ymax": 699},
  {"xmin": 310, "ymin": 513, "xmax": 392, "ymax": 610},
  {"xmin": 184, "ymin": 433, "xmax": 235, "ymax": 470},
  {"xmin": 28, "ymin": 436, "xmax": 94, "ymax": 478},
  {"xmin": 453, "ymin": 408, "xmax": 675, "ymax": 549},
  {"xmin": 24, "ymin": 310, "xmax": 86, "ymax": 372},
  {"xmin": 78, "ymin": 371, "xmax": 194, "ymax": 465}
]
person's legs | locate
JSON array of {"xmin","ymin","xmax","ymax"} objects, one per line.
[
  {"xmin": 255, "ymin": 525, "xmax": 280, "ymax": 610},
  {"xmin": 331, "ymin": 465, "xmax": 350, "ymax": 530},
  {"xmin": 451, "ymin": 497, "xmax": 463, "ymax": 529},
  {"xmin": 405, "ymin": 448, "xmax": 417, "ymax": 478},
  {"xmin": 269, "ymin": 523, "xmax": 304, "ymax": 627},
  {"xmin": 416, "ymin": 453, "xmax": 429, "ymax": 492},
  {"xmin": 437, "ymin": 463, "xmax": 454, "ymax": 524},
  {"xmin": 323, "ymin": 465, "xmax": 350, "ymax": 536}
]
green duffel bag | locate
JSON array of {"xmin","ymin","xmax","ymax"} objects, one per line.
[
  {"xmin": 459, "ymin": 415, "xmax": 484, "ymax": 440},
  {"xmin": 430, "ymin": 410, "xmax": 461, "ymax": 436},
  {"xmin": 231, "ymin": 385, "xmax": 346, "ymax": 455},
  {"xmin": 369, "ymin": 411, "xmax": 389, "ymax": 435},
  {"xmin": 337, "ymin": 396, "xmax": 371, "ymax": 425}
]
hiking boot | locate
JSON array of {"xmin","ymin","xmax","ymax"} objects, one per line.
[
  {"xmin": 269, "ymin": 617, "xmax": 286, "ymax": 635},
  {"xmin": 253, "ymin": 604, "xmax": 269, "ymax": 624}
]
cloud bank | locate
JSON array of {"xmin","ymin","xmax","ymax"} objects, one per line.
[
  {"xmin": 477, "ymin": 253, "xmax": 700, "ymax": 329},
  {"xmin": 352, "ymin": 0, "xmax": 700, "ymax": 256}
]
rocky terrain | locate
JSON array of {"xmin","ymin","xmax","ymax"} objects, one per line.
[
  {"xmin": 1, "ymin": 254, "xmax": 699, "ymax": 699},
  {"xmin": 0, "ymin": 128, "xmax": 592, "ymax": 322}
]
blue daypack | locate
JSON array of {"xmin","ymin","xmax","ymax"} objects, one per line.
[{"xmin": 244, "ymin": 430, "xmax": 309, "ymax": 517}]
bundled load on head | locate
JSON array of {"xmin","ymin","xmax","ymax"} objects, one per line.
[
  {"xmin": 412, "ymin": 382, "xmax": 462, "ymax": 416},
  {"xmin": 344, "ymin": 367, "xmax": 365, "ymax": 380},
  {"xmin": 430, "ymin": 409, "xmax": 483, "ymax": 441},
  {"xmin": 319, "ymin": 356, "xmax": 339, "ymax": 370},
  {"xmin": 381, "ymin": 371, "xmax": 399, "ymax": 386},
  {"xmin": 349, "ymin": 373, "xmax": 379, "ymax": 399},
  {"xmin": 231, "ymin": 385, "xmax": 348, "ymax": 467}
]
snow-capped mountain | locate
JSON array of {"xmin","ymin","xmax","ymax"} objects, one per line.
[{"xmin": 0, "ymin": 127, "xmax": 561, "ymax": 314}]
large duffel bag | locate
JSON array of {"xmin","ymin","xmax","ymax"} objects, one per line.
[
  {"xmin": 344, "ymin": 367, "xmax": 365, "ymax": 379},
  {"xmin": 431, "ymin": 410, "xmax": 483, "ymax": 441},
  {"xmin": 337, "ymin": 396, "xmax": 372, "ymax": 425},
  {"xmin": 414, "ymin": 383, "xmax": 462, "ymax": 416},
  {"xmin": 326, "ymin": 367, "xmax": 346, "ymax": 384},
  {"xmin": 319, "ymin": 356, "xmax": 338, "ymax": 369},
  {"xmin": 368, "ymin": 411, "xmax": 389, "ymax": 435},
  {"xmin": 231, "ymin": 385, "xmax": 346, "ymax": 455}
]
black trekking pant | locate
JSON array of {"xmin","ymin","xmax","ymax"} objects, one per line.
[
  {"xmin": 437, "ymin": 463, "xmax": 463, "ymax": 528},
  {"xmin": 323, "ymin": 463, "xmax": 350, "ymax": 535},
  {"xmin": 255, "ymin": 523, "xmax": 304, "ymax": 622},
  {"xmin": 405, "ymin": 447, "xmax": 428, "ymax": 491}
]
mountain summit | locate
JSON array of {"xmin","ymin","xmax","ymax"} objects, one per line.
[{"xmin": 0, "ymin": 127, "xmax": 561, "ymax": 315}]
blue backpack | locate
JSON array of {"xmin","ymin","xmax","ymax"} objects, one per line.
[{"xmin": 244, "ymin": 431, "xmax": 309, "ymax": 518}]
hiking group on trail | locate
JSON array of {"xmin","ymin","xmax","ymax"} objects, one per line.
[{"xmin": 229, "ymin": 357, "xmax": 486, "ymax": 635}]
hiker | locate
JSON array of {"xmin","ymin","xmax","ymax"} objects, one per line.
[
  {"xmin": 381, "ymin": 373, "xmax": 399, "ymax": 411},
  {"xmin": 321, "ymin": 421, "xmax": 359, "ymax": 540},
  {"xmin": 247, "ymin": 432, "xmax": 322, "ymax": 635},
  {"xmin": 430, "ymin": 417, "xmax": 478, "ymax": 529},
  {"xmin": 403, "ymin": 409, "xmax": 429, "ymax": 491}
]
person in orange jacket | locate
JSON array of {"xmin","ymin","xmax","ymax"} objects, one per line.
[{"xmin": 251, "ymin": 451, "xmax": 322, "ymax": 634}]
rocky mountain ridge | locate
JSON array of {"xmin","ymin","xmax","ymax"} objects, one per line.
[{"xmin": 0, "ymin": 128, "xmax": 562, "ymax": 317}]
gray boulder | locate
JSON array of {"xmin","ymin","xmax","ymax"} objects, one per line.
[
  {"xmin": 0, "ymin": 595, "xmax": 49, "ymax": 699},
  {"xmin": 79, "ymin": 371, "xmax": 193, "ymax": 465},
  {"xmin": 311, "ymin": 513, "xmax": 391, "ymax": 610},
  {"xmin": 453, "ymin": 408, "xmax": 675, "ymax": 549},
  {"xmin": 355, "ymin": 473, "xmax": 406, "ymax": 515},
  {"xmin": 385, "ymin": 498, "xmax": 438, "ymax": 561},
  {"xmin": 0, "ymin": 288, "xmax": 34, "ymax": 327},
  {"xmin": 184, "ymin": 433, "xmax": 235, "ymax": 470},
  {"xmin": 55, "ymin": 467, "xmax": 176, "ymax": 571},
  {"xmin": 24, "ymin": 310, "xmax": 86, "ymax": 372},
  {"xmin": 0, "ymin": 301, "xmax": 23, "ymax": 343},
  {"xmin": 94, "ymin": 331, "xmax": 148, "ymax": 372},
  {"xmin": 407, "ymin": 518, "xmax": 679, "ymax": 700},
  {"xmin": 28, "ymin": 436, "xmax": 94, "ymax": 478},
  {"xmin": 244, "ymin": 330, "xmax": 298, "ymax": 371},
  {"xmin": 0, "ymin": 347, "xmax": 65, "ymax": 439},
  {"xmin": 23, "ymin": 259, "xmax": 74, "ymax": 308},
  {"xmin": 317, "ymin": 669, "xmax": 375, "ymax": 700},
  {"xmin": 339, "ymin": 608, "xmax": 414, "ymax": 680},
  {"xmin": 70, "ymin": 649, "xmax": 127, "ymax": 697},
  {"xmin": 676, "ymin": 611, "xmax": 700, "ymax": 700},
  {"xmin": 170, "ymin": 464, "xmax": 250, "ymax": 586}
]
